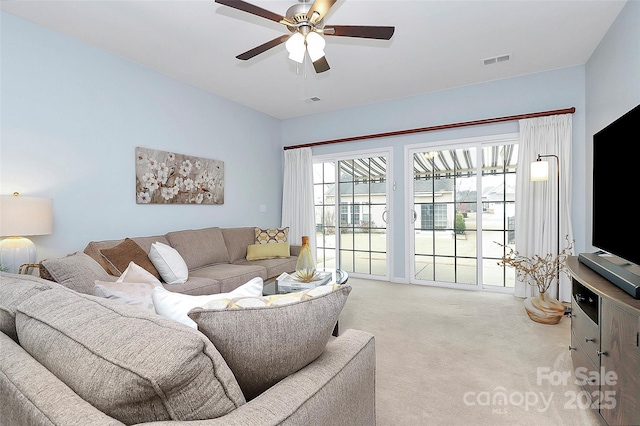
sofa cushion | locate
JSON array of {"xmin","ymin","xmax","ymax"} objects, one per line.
[
  {"xmin": 93, "ymin": 281, "xmax": 159, "ymax": 312},
  {"xmin": 188, "ymin": 284, "xmax": 351, "ymax": 400},
  {"xmin": 15, "ymin": 289, "xmax": 245, "ymax": 424},
  {"xmin": 246, "ymin": 242, "xmax": 290, "ymax": 261},
  {"xmin": 99, "ymin": 238, "xmax": 160, "ymax": 280},
  {"xmin": 148, "ymin": 242, "xmax": 189, "ymax": 284},
  {"xmin": 221, "ymin": 227, "xmax": 256, "ymax": 263},
  {"xmin": 189, "ymin": 263, "xmax": 267, "ymax": 293},
  {"xmin": 152, "ymin": 277, "xmax": 264, "ymax": 328},
  {"xmin": 166, "ymin": 227, "xmax": 230, "ymax": 270},
  {"xmin": 40, "ymin": 252, "xmax": 116, "ymax": 294},
  {"xmin": 255, "ymin": 227, "xmax": 289, "ymax": 244},
  {"xmin": 0, "ymin": 272, "xmax": 58, "ymax": 341}
]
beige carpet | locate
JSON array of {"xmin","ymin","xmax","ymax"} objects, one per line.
[{"xmin": 338, "ymin": 278, "xmax": 604, "ymax": 426}]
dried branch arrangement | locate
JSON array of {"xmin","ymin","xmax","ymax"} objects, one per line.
[{"xmin": 497, "ymin": 236, "xmax": 574, "ymax": 294}]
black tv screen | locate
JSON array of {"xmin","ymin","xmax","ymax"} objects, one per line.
[{"xmin": 592, "ymin": 104, "xmax": 640, "ymax": 266}]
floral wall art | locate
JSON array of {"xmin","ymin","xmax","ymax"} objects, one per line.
[{"xmin": 135, "ymin": 147, "xmax": 224, "ymax": 205}]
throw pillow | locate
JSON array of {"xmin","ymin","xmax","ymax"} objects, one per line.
[
  {"xmin": 117, "ymin": 261, "xmax": 162, "ymax": 285},
  {"xmin": 188, "ymin": 284, "xmax": 351, "ymax": 400},
  {"xmin": 152, "ymin": 277, "xmax": 264, "ymax": 328},
  {"xmin": 94, "ymin": 281, "xmax": 159, "ymax": 312},
  {"xmin": 40, "ymin": 252, "xmax": 116, "ymax": 294},
  {"xmin": 148, "ymin": 242, "xmax": 188, "ymax": 284},
  {"xmin": 245, "ymin": 242, "xmax": 290, "ymax": 261},
  {"xmin": 255, "ymin": 227, "xmax": 289, "ymax": 244},
  {"xmin": 100, "ymin": 238, "xmax": 161, "ymax": 280},
  {"xmin": 15, "ymin": 289, "xmax": 245, "ymax": 424}
]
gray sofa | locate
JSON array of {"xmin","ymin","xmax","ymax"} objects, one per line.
[
  {"xmin": 0, "ymin": 272, "xmax": 376, "ymax": 426},
  {"xmin": 42, "ymin": 226, "xmax": 300, "ymax": 295}
]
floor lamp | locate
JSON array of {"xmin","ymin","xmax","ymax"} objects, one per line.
[
  {"xmin": 530, "ymin": 154, "xmax": 560, "ymax": 299},
  {"xmin": 0, "ymin": 193, "xmax": 53, "ymax": 274}
]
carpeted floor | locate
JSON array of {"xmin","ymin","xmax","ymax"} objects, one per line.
[{"xmin": 337, "ymin": 278, "xmax": 604, "ymax": 426}]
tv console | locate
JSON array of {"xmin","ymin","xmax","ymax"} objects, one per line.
[
  {"xmin": 567, "ymin": 257, "xmax": 640, "ymax": 426},
  {"xmin": 578, "ymin": 251, "xmax": 640, "ymax": 299}
]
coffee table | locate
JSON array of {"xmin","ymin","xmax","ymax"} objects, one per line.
[{"xmin": 263, "ymin": 268, "xmax": 348, "ymax": 336}]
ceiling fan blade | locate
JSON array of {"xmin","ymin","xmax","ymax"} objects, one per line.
[
  {"xmin": 215, "ymin": 0, "xmax": 290, "ymax": 24},
  {"xmin": 324, "ymin": 25, "xmax": 395, "ymax": 40},
  {"xmin": 307, "ymin": 0, "xmax": 337, "ymax": 24},
  {"xmin": 312, "ymin": 56, "xmax": 330, "ymax": 73},
  {"xmin": 236, "ymin": 35, "xmax": 289, "ymax": 60}
]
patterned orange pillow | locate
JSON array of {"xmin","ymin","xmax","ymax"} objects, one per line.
[{"xmin": 255, "ymin": 227, "xmax": 289, "ymax": 244}]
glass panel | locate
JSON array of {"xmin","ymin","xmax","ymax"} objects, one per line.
[
  {"xmin": 434, "ymin": 256, "xmax": 455, "ymax": 283},
  {"xmin": 339, "ymin": 160, "xmax": 355, "ymax": 182},
  {"xmin": 371, "ymin": 255, "xmax": 387, "ymax": 276},
  {"xmin": 323, "ymin": 162, "xmax": 335, "ymax": 183},
  {"xmin": 340, "ymin": 250, "xmax": 354, "ymax": 272},
  {"xmin": 415, "ymin": 254, "xmax": 433, "ymax": 280},
  {"xmin": 415, "ymin": 230, "xmax": 433, "ymax": 255},
  {"xmin": 456, "ymin": 258, "xmax": 477, "ymax": 285},
  {"xmin": 354, "ymin": 251, "xmax": 371, "ymax": 274},
  {"xmin": 434, "ymin": 231, "xmax": 455, "ymax": 256},
  {"xmin": 354, "ymin": 231, "xmax": 370, "ymax": 251}
]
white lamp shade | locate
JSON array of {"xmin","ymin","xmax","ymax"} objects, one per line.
[
  {"xmin": 0, "ymin": 195, "xmax": 53, "ymax": 237},
  {"xmin": 306, "ymin": 31, "xmax": 326, "ymax": 62},
  {"xmin": 286, "ymin": 32, "xmax": 306, "ymax": 64},
  {"xmin": 530, "ymin": 160, "xmax": 549, "ymax": 182}
]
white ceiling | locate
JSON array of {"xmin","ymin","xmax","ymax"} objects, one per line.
[{"xmin": 1, "ymin": 0, "xmax": 627, "ymax": 120}]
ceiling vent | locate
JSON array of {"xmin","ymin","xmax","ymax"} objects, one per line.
[{"xmin": 483, "ymin": 54, "xmax": 511, "ymax": 66}]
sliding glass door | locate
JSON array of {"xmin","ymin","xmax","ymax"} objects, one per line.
[
  {"xmin": 408, "ymin": 137, "xmax": 518, "ymax": 290},
  {"xmin": 314, "ymin": 151, "xmax": 390, "ymax": 279}
]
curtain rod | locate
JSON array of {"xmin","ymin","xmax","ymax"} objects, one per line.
[{"xmin": 283, "ymin": 107, "xmax": 575, "ymax": 150}]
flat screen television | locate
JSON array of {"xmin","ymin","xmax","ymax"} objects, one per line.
[{"xmin": 579, "ymin": 104, "xmax": 640, "ymax": 298}]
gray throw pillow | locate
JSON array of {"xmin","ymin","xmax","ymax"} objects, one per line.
[
  {"xmin": 15, "ymin": 289, "xmax": 245, "ymax": 424},
  {"xmin": 40, "ymin": 252, "xmax": 116, "ymax": 294},
  {"xmin": 188, "ymin": 284, "xmax": 351, "ymax": 400}
]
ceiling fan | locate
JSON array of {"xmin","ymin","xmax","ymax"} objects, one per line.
[{"xmin": 215, "ymin": 0, "xmax": 395, "ymax": 73}]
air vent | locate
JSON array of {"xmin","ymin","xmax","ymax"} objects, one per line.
[{"xmin": 483, "ymin": 54, "xmax": 511, "ymax": 66}]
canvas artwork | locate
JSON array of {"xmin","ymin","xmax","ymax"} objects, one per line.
[{"xmin": 135, "ymin": 147, "xmax": 224, "ymax": 205}]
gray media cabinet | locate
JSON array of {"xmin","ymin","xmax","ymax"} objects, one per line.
[{"xmin": 567, "ymin": 256, "xmax": 640, "ymax": 426}]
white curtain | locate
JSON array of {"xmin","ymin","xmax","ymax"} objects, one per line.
[
  {"xmin": 515, "ymin": 114, "xmax": 573, "ymax": 302},
  {"xmin": 281, "ymin": 147, "xmax": 316, "ymax": 258}
]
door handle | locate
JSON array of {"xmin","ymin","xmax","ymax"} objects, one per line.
[{"xmin": 382, "ymin": 210, "xmax": 388, "ymax": 224}]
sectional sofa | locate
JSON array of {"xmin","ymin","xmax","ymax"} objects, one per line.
[
  {"xmin": 40, "ymin": 226, "xmax": 301, "ymax": 295},
  {"xmin": 0, "ymin": 271, "xmax": 376, "ymax": 425}
]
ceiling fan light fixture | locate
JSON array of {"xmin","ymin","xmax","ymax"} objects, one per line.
[
  {"xmin": 285, "ymin": 32, "xmax": 305, "ymax": 63},
  {"xmin": 305, "ymin": 31, "xmax": 326, "ymax": 62}
]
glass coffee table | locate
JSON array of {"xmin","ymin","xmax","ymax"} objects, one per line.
[
  {"xmin": 263, "ymin": 268, "xmax": 348, "ymax": 336},
  {"xmin": 263, "ymin": 268, "xmax": 348, "ymax": 296}
]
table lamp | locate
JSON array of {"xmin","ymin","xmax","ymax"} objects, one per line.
[{"xmin": 0, "ymin": 192, "xmax": 53, "ymax": 273}]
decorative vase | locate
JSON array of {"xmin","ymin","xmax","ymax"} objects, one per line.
[
  {"xmin": 295, "ymin": 236, "xmax": 316, "ymax": 282},
  {"xmin": 523, "ymin": 291, "xmax": 565, "ymax": 325}
]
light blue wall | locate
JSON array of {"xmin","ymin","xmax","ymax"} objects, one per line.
[
  {"xmin": 282, "ymin": 67, "xmax": 587, "ymax": 281},
  {"xmin": 0, "ymin": 12, "xmax": 283, "ymax": 260},
  {"xmin": 584, "ymin": 0, "xmax": 640, "ymax": 253}
]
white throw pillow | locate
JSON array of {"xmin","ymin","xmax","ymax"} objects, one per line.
[
  {"xmin": 152, "ymin": 277, "xmax": 264, "ymax": 328},
  {"xmin": 117, "ymin": 261, "xmax": 162, "ymax": 285},
  {"xmin": 148, "ymin": 242, "xmax": 189, "ymax": 285}
]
